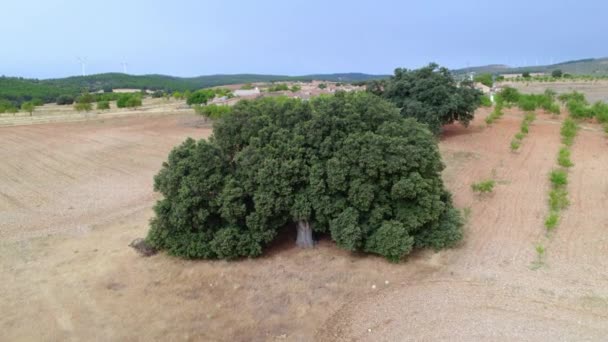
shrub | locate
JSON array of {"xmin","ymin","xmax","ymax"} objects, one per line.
[
  {"xmin": 522, "ymin": 71, "xmax": 531, "ymax": 78},
  {"xmin": 515, "ymin": 132, "xmax": 525, "ymax": 140},
  {"xmin": 290, "ymin": 85, "xmax": 301, "ymax": 92},
  {"xmin": 480, "ymin": 95, "xmax": 492, "ymax": 107},
  {"xmin": 21, "ymin": 102, "xmax": 35, "ymax": 116},
  {"xmin": 551, "ymin": 69, "xmax": 563, "ymax": 78},
  {"xmin": 558, "ymin": 91, "xmax": 586, "ymax": 104},
  {"xmin": 74, "ymin": 102, "xmax": 92, "ymax": 112},
  {"xmin": 547, "ymin": 103, "xmax": 561, "ymax": 115},
  {"xmin": 0, "ymin": 100, "xmax": 18, "ymax": 113},
  {"xmin": 510, "ymin": 139, "xmax": 521, "ymax": 151},
  {"xmin": 498, "ymin": 87, "xmax": 520, "ymax": 103},
  {"xmin": 557, "ymin": 147, "xmax": 573, "ymax": 167},
  {"xmin": 549, "ymin": 188, "xmax": 569, "ymax": 211},
  {"xmin": 97, "ymin": 101, "xmax": 110, "ymax": 110},
  {"xmin": 560, "ymin": 118, "xmax": 578, "ymax": 146},
  {"xmin": 474, "ymin": 73, "xmax": 493, "ymax": 87},
  {"xmin": 117, "ymin": 94, "xmax": 142, "ymax": 108},
  {"xmin": 545, "ymin": 212, "xmax": 559, "ymax": 230},
  {"xmin": 193, "ymin": 104, "xmax": 232, "ymax": 120},
  {"xmin": 187, "ymin": 89, "xmax": 215, "ymax": 105},
  {"xmin": 151, "ymin": 90, "xmax": 164, "ymax": 98},
  {"xmin": 591, "ymin": 101, "xmax": 608, "ymax": 123},
  {"xmin": 31, "ymin": 98, "xmax": 44, "ymax": 106},
  {"xmin": 518, "ymin": 96, "xmax": 537, "ymax": 111},
  {"xmin": 56, "ymin": 95, "xmax": 74, "ymax": 105},
  {"xmin": 267, "ymin": 83, "xmax": 289, "ymax": 92},
  {"xmin": 521, "ymin": 121, "xmax": 529, "ymax": 134},
  {"xmin": 318, "ymin": 83, "xmax": 327, "ymax": 89},
  {"xmin": 146, "ymin": 92, "xmax": 463, "ymax": 261},
  {"xmin": 549, "ymin": 169, "xmax": 568, "ymax": 187},
  {"xmin": 471, "ymin": 180, "xmax": 495, "ymax": 193}
]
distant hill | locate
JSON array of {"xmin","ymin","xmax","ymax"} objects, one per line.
[
  {"xmin": 453, "ymin": 57, "xmax": 608, "ymax": 76},
  {"xmin": 0, "ymin": 72, "xmax": 388, "ymax": 105}
]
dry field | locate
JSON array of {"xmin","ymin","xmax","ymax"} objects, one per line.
[{"xmin": 1, "ymin": 106, "xmax": 608, "ymax": 341}]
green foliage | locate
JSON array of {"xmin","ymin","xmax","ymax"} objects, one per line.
[
  {"xmin": 0, "ymin": 100, "xmax": 18, "ymax": 113},
  {"xmin": 151, "ymin": 90, "xmax": 164, "ymax": 98},
  {"xmin": 549, "ymin": 169, "xmax": 568, "ymax": 187},
  {"xmin": 74, "ymin": 102, "xmax": 92, "ymax": 112},
  {"xmin": 318, "ymin": 83, "xmax": 327, "ymax": 89},
  {"xmin": 549, "ymin": 188, "xmax": 569, "ymax": 211},
  {"xmin": 116, "ymin": 94, "xmax": 142, "ymax": 108},
  {"xmin": 531, "ymin": 243, "xmax": 546, "ymax": 269},
  {"xmin": 557, "ymin": 147, "xmax": 573, "ymax": 168},
  {"xmin": 510, "ymin": 139, "xmax": 521, "ymax": 151},
  {"xmin": 514, "ymin": 132, "xmax": 525, "ymax": 140},
  {"xmin": 558, "ymin": 91, "xmax": 586, "ymax": 104},
  {"xmin": 479, "ymin": 95, "xmax": 492, "ymax": 107},
  {"xmin": 56, "ymin": 95, "xmax": 74, "ymax": 105},
  {"xmin": 485, "ymin": 102, "xmax": 504, "ymax": 125},
  {"xmin": 97, "ymin": 100, "xmax": 110, "ymax": 110},
  {"xmin": 551, "ymin": 69, "xmax": 563, "ymax": 78},
  {"xmin": 21, "ymin": 102, "xmax": 35, "ymax": 115},
  {"xmin": 147, "ymin": 92, "xmax": 462, "ymax": 261},
  {"xmin": 290, "ymin": 85, "xmax": 301, "ymax": 92},
  {"xmin": 172, "ymin": 91, "xmax": 183, "ymax": 100},
  {"xmin": 560, "ymin": 118, "xmax": 578, "ymax": 146},
  {"xmin": 498, "ymin": 87, "xmax": 520, "ymax": 103},
  {"xmin": 187, "ymin": 89, "xmax": 215, "ymax": 105},
  {"xmin": 240, "ymin": 83, "xmax": 254, "ymax": 90},
  {"xmin": 193, "ymin": 104, "xmax": 232, "ymax": 120},
  {"xmin": 522, "ymin": 71, "xmax": 531, "ymax": 78},
  {"xmin": 591, "ymin": 101, "xmax": 608, "ymax": 123},
  {"xmin": 267, "ymin": 83, "xmax": 289, "ymax": 92},
  {"xmin": 378, "ymin": 63, "xmax": 482, "ymax": 134},
  {"xmin": 474, "ymin": 73, "xmax": 493, "ymax": 87},
  {"xmin": 545, "ymin": 212, "xmax": 559, "ymax": 230},
  {"xmin": 471, "ymin": 180, "xmax": 495, "ymax": 194}
]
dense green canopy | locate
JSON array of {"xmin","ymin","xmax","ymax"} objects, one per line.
[
  {"xmin": 147, "ymin": 92, "xmax": 462, "ymax": 262},
  {"xmin": 373, "ymin": 63, "xmax": 482, "ymax": 135}
]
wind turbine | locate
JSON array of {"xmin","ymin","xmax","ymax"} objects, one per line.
[
  {"xmin": 77, "ymin": 57, "xmax": 87, "ymax": 76},
  {"xmin": 121, "ymin": 60, "xmax": 128, "ymax": 74}
]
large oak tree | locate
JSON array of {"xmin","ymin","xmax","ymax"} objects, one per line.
[{"xmin": 147, "ymin": 92, "xmax": 462, "ymax": 262}]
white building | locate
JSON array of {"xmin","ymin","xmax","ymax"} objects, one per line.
[{"xmin": 233, "ymin": 87, "xmax": 261, "ymax": 97}]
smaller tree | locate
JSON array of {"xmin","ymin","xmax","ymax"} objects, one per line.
[
  {"xmin": 522, "ymin": 71, "xmax": 531, "ymax": 78},
  {"xmin": 318, "ymin": 83, "xmax": 327, "ymax": 89},
  {"xmin": 56, "ymin": 95, "xmax": 74, "ymax": 105},
  {"xmin": 474, "ymin": 73, "xmax": 493, "ymax": 87},
  {"xmin": 21, "ymin": 102, "xmax": 35, "ymax": 116},
  {"xmin": 187, "ymin": 89, "xmax": 215, "ymax": 105},
  {"xmin": 117, "ymin": 94, "xmax": 143, "ymax": 108},
  {"xmin": 551, "ymin": 69, "xmax": 563, "ymax": 78},
  {"xmin": 97, "ymin": 101, "xmax": 110, "ymax": 110}
]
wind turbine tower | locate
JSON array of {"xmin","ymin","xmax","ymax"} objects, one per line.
[
  {"xmin": 121, "ymin": 60, "xmax": 128, "ymax": 74},
  {"xmin": 77, "ymin": 57, "xmax": 87, "ymax": 76}
]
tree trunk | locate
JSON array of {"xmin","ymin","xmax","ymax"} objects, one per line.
[{"xmin": 296, "ymin": 220, "xmax": 314, "ymax": 248}]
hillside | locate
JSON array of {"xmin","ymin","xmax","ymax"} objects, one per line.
[
  {"xmin": 454, "ymin": 57, "xmax": 608, "ymax": 76},
  {"xmin": 0, "ymin": 72, "xmax": 388, "ymax": 105}
]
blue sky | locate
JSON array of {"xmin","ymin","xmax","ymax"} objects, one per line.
[{"xmin": 2, "ymin": 0, "xmax": 607, "ymax": 79}]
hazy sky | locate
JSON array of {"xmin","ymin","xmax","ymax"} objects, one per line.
[{"xmin": 2, "ymin": 0, "xmax": 607, "ymax": 79}]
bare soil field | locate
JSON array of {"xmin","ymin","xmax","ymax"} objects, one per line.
[
  {"xmin": 2, "ymin": 108, "xmax": 608, "ymax": 341},
  {"xmin": 502, "ymin": 80, "xmax": 608, "ymax": 103}
]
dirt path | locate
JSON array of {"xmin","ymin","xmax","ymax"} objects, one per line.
[{"xmin": 2, "ymin": 110, "xmax": 608, "ymax": 341}]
